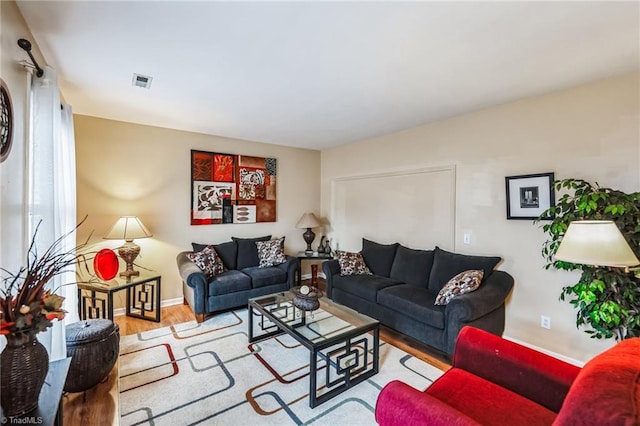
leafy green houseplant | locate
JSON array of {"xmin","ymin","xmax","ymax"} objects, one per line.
[{"xmin": 537, "ymin": 178, "xmax": 640, "ymax": 341}]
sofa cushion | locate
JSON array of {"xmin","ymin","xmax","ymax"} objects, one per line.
[
  {"xmin": 208, "ymin": 270, "xmax": 251, "ymax": 296},
  {"xmin": 336, "ymin": 250, "xmax": 372, "ymax": 276},
  {"xmin": 389, "ymin": 245, "xmax": 434, "ymax": 288},
  {"xmin": 361, "ymin": 239, "xmax": 399, "ymax": 277},
  {"xmin": 256, "ymin": 237, "xmax": 286, "ymax": 267},
  {"xmin": 242, "ymin": 266, "xmax": 287, "ymax": 289},
  {"xmin": 377, "ymin": 285, "xmax": 445, "ymax": 329},
  {"xmin": 232, "ymin": 235, "xmax": 272, "ymax": 270},
  {"xmin": 192, "ymin": 241, "xmax": 238, "ymax": 270},
  {"xmin": 186, "ymin": 246, "xmax": 225, "ymax": 279},
  {"xmin": 426, "ymin": 368, "xmax": 557, "ymax": 426},
  {"xmin": 428, "ymin": 247, "xmax": 500, "ymax": 294},
  {"xmin": 332, "ymin": 274, "xmax": 401, "ymax": 302},
  {"xmin": 435, "ymin": 270, "xmax": 484, "ymax": 305},
  {"xmin": 554, "ymin": 337, "xmax": 640, "ymax": 426}
]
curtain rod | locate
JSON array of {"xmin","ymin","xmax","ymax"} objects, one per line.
[{"xmin": 17, "ymin": 39, "xmax": 44, "ymax": 78}]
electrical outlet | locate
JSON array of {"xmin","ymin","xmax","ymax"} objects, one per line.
[{"xmin": 540, "ymin": 315, "xmax": 551, "ymax": 329}]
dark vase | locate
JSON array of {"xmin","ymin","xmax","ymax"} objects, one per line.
[
  {"xmin": 317, "ymin": 236, "xmax": 326, "ymax": 254},
  {"xmin": 1, "ymin": 330, "xmax": 49, "ymax": 416},
  {"xmin": 324, "ymin": 239, "xmax": 332, "ymax": 256}
]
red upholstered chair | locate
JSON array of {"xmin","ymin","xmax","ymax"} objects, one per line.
[{"xmin": 375, "ymin": 326, "xmax": 640, "ymax": 426}]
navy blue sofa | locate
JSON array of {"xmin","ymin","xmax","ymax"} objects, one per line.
[
  {"xmin": 322, "ymin": 239, "xmax": 514, "ymax": 355},
  {"xmin": 177, "ymin": 236, "xmax": 299, "ymax": 322}
]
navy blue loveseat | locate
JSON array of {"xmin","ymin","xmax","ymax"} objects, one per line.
[
  {"xmin": 323, "ymin": 239, "xmax": 514, "ymax": 355},
  {"xmin": 177, "ymin": 236, "xmax": 299, "ymax": 322}
]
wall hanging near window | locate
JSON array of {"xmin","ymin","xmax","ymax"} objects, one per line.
[
  {"xmin": 505, "ymin": 172, "xmax": 555, "ymax": 220},
  {"xmin": 191, "ymin": 150, "xmax": 277, "ymax": 225},
  {"xmin": 0, "ymin": 78, "xmax": 13, "ymax": 163}
]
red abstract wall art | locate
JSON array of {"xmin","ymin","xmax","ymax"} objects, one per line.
[{"xmin": 190, "ymin": 150, "xmax": 277, "ymax": 225}]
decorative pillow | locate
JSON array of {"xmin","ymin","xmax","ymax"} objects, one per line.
[
  {"xmin": 186, "ymin": 246, "xmax": 225, "ymax": 280},
  {"xmin": 361, "ymin": 238, "xmax": 399, "ymax": 277},
  {"xmin": 336, "ymin": 250, "xmax": 372, "ymax": 276},
  {"xmin": 389, "ymin": 245, "xmax": 434, "ymax": 288},
  {"xmin": 434, "ymin": 270, "xmax": 484, "ymax": 305},
  {"xmin": 256, "ymin": 237, "xmax": 287, "ymax": 268},
  {"xmin": 428, "ymin": 247, "xmax": 500, "ymax": 294},
  {"xmin": 232, "ymin": 235, "xmax": 272, "ymax": 270},
  {"xmin": 192, "ymin": 241, "xmax": 238, "ymax": 270}
]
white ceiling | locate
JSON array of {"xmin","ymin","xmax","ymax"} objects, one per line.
[{"xmin": 16, "ymin": 1, "xmax": 640, "ymax": 150}]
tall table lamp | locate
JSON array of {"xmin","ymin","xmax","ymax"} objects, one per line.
[
  {"xmin": 104, "ymin": 216, "xmax": 153, "ymax": 278},
  {"xmin": 296, "ymin": 212, "xmax": 321, "ymax": 254},
  {"xmin": 555, "ymin": 220, "xmax": 639, "ymax": 274}
]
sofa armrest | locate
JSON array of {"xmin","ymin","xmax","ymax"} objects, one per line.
[
  {"xmin": 375, "ymin": 380, "xmax": 481, "ymax": 426},
  {"xmin": 453, "ymin": 326, "xmax": 580, "ymax": 413},
  {"xmin": 322, "ymin": 259, "xmax": 340, "ymax": 299},
  {"xmin": 176, "ymin": 251, "xmax": 208, "ymax": 314},
  {"xmin": 446, "ymin": 270, "xmax": 514, "ymax": 323},
  {"xmin": 277, "ymin": 255, "xmax": 299, "ymax": 288},
  {"xmin": 443, "ymin": 270, "xmax": 514, "ymax": 354}
]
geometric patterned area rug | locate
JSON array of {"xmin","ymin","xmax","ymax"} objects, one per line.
[{"xmin": 119, "ymin": 308, "xmax": 444, "ymax": 425}]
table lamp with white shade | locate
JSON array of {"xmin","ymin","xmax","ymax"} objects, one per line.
[
  {"xmin": 104, "ymin": 216, "xmax": 153, "ymax": 278},
  {"xmin": 296, "ymin": 212, "xmax": 321, "ymax": 254}
]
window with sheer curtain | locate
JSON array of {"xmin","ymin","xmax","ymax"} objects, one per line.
[{"xmin": 27, "ymin": 66, "xmax": 78, "ymax": 360}]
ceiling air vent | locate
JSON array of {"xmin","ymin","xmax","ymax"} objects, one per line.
[{"xmin": 132, "ymin": 73, "xmax": 152, "ymax": 89}]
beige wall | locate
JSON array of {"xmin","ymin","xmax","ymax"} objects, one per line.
[
  {"xmin": 74, "ymin": 115, "xmax": 321, "ymax": 307},
  {"xmin": 0, "ymin": 1, "xmax": 46, "ymax": 273},
  {"xmin": 7, "ymin": 0, "xmax": 638, "ymax": 362},
  {"xmin": 321, "ymin": 72, "xmax": 640, "ymax": 362}
]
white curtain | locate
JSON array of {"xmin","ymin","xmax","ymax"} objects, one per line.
[{"xmin": 28, "ymin": 66, "xmax": 78, "ymax": 360}]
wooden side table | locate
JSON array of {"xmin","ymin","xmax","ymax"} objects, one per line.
[
  {"xmin": 295, "ymin": 252, "xmax": 333, "ymax": 286},
  {"xmin": 77, "ymin": 273, "xmax": 161, "ymax": 322}
]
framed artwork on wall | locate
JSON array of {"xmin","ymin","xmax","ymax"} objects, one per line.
[
  {"xmin": 190, "ymin": 150, "xmax": 277, "ymax": 225},
  {"xmin": 1, "ymin": 79, "xmax": 14, "ymax": 163},
  {"xmin": 505, "ymin": 172, "xmax": 555, "ymax": 220}
]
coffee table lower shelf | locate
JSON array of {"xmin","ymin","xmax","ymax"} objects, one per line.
[{"xmin": 248, "ymin": 293, "xmax": 379, "ymax": 408}]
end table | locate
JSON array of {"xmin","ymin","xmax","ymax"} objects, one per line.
[
  {"xmin": 295, "ymin": 251, "xmax": 333, "ymax": 286},
  {"xmin": 77, "ymin": 273, "xmax": 161, "ymax": 322}
]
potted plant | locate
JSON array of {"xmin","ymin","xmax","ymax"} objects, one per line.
[
  {"xmin": 0, "ymin": 220, "xmax": 88, "ymax": 416},
  {"xmin": 537, "ymin": 178, "xmax": 640, "ymax": 341}
]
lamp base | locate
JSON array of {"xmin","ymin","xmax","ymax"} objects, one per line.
[
  {"xmin": 302, "ymin": 228, "xmax": 316, "ymax": 253},
  {"xmin": 118, "ymin": 241, "xmax": 140, "ymax": 278}
]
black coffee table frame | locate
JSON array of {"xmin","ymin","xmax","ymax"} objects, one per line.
[{"xmin": 248, "ymin": 293, "xmax": 380, "ymax": 408}]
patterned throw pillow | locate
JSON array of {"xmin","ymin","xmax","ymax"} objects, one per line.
[
  {"xmin": 186, "ymin": 246, "xmax": 225, "ymax": 279},
  {"xmin": 336, "ymin": 250, "xmax": 372, "ymax": 276},
  {"xmin": 434, "ymin": 270, "xmax": 484, "ymax": 305},
  {"xmin": 256, "ymin": 237, "xmax": 287, "ymax": 268}
]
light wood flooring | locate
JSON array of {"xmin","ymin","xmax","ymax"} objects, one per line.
[{"xmin": 62, "ymin": 290, "xmax": 451, "ymax": 426}]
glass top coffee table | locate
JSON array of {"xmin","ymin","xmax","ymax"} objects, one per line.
[{"xmin": 248, "ymin": 291, "xmax": 380, "ymax": 408}]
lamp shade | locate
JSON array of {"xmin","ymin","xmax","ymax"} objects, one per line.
[
  {"xmin": 104, "ymin": 216, "xmax": 153, "ymax": 242},
  {"xmin": 296, "ymin": 213, "xmax": 321, "ymax": 229},
  {"xmin": 554, "ymin": 221, "xmax": 639, "ymax": 267}
]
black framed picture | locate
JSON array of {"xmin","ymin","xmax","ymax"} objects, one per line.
[{"xmin": 505, "ymin": 172, "xmax": 555, "ymax": 220}]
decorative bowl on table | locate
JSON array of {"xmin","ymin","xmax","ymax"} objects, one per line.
[{"xmin": 290, "ymin": 285, "xmax": 323, "ymax": 311}]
